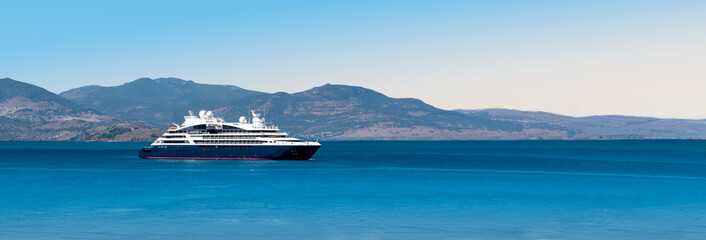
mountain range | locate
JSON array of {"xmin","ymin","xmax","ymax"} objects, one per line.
[{"xmin": 1, "ymin": 77, "xmax": 704, "ymax": 141}]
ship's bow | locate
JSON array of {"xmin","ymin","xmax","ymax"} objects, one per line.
[{"xmin": 276, "ymin": 144, "xmax": 320, "ymax": 160}]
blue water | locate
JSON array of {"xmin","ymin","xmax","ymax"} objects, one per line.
[{"xmin": 1, "ymin": 141, "xmax": 706, "ymax": 239}]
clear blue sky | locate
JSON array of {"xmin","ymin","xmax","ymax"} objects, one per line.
[{"xmin": 2, "ymin": 0, "xmax": 705, "ymax": 118}]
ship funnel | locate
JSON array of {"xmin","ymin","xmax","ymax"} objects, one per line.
[{"xmin": 251, "ymin": 110, "xmax": 264, "ymax": 128}]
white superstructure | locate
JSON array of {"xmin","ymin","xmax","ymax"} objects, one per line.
[{"xmin": 150, "ymin": 110, "xmax": 319, "ymax": 147}]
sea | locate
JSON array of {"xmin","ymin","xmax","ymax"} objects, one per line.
[{"xmin": 1, "ymin": 140, "xmax": 706, "ymax": 239}]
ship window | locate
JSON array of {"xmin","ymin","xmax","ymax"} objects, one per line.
[{"xmin": 164, "ymin": 135, "xmax": 186, "ymax": 138}]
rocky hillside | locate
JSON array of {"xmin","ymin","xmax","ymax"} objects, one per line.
[
  {"xmin": 0, "ymin": 78, "xmax": 159, "ymax": 141},
  {"xmin": 60, "ymin": 77, "xmax": 264, "ymax": 128}
]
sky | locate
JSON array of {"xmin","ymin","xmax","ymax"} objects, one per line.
[{"xmin": 1, "ymin": 0, "xmax": 705, "ymax": 119}]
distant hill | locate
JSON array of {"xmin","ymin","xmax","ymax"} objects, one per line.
[
  {"xmin": 0, "ymin": 78, "xmax": 160, "ymax": 141},
  {"xmin": 60, "ymin": 77, "xmax": 265, "ymax": 128},
  {"xmin": 457, "ymin": 108, "xmax": 706, "ymax": 139},
  {"xmin": 1, "ymin": 78, "xmax": 83, "ymax": 113}
]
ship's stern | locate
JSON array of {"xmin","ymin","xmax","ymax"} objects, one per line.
[{"xmin": 138, "ymin": 147, "xmax": 153, "ymax": 158}]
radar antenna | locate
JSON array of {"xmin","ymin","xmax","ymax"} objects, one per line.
[{"xmin": 250, "ymin": 110, "xmax": 261, "ymax": 118}]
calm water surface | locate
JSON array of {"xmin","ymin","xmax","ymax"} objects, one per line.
[{"xmin": 1, "ymin": 140, "xmax": 706, "ymax": 239}]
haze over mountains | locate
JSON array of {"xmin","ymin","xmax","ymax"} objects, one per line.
[
  {"xmin": 1, "ymin": 77, "xmax": 705, "ymax": 141},
  {"xmin": 458, "ymin": 109, "xmax": 706, "ymax": 139}
]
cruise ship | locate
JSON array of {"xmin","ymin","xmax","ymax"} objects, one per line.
[{"xmin": 138, "ymin": 110, "xmax": 320, "ymax": 160}]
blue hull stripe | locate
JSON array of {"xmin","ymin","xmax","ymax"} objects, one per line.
[{"xmin": 139, "ymin": 145, "xmax": 320, "ymax": 160}]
